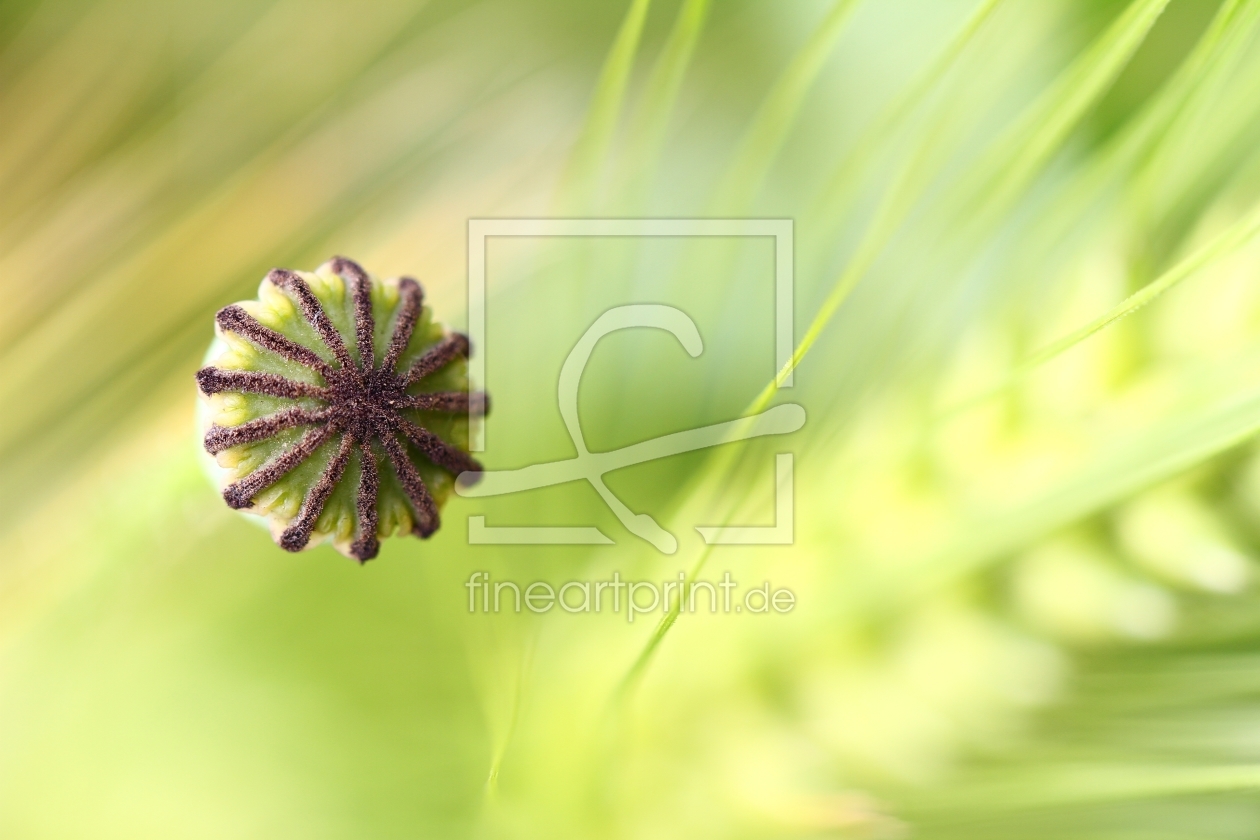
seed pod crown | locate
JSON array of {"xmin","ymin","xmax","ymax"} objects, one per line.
[{"xmin": 196, "ymin": 257, "xmax": 486, "ymax": 561}]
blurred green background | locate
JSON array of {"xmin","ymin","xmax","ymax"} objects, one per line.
[{"xmin": 8, "ymin": 0, "xmax": 1260, "ymax": 836}]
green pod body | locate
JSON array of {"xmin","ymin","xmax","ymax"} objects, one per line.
[{"xmin": 196, "ymin": 257, "xmax": 483, "ymax": 562}]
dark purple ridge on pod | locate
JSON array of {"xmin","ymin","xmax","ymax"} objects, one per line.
[{"xmin": 197, "ymin": 257, "xmax": 486, "ymax": 562}]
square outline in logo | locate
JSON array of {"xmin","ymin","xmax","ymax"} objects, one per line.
[{"xmin": 462, "ymin": 218, "xmax": 796, "ymax": 550}]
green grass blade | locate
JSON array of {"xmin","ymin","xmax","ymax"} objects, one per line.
[
  {"xmin": 912, "ymin": 764, "xmax": 1260, "ymax": 814},
  {"xmin": 939, "ymin": 197, "xmax": 1260, "ymax": 423},
  {"xmin": 618, "ymin": 0, "xmax": 710, "ymax": 205},
  {"xmin": 708, "ymin": 0, "xmax": 861, "ymax": 213},
  {"xmin": 1006, "ymin": 0, "xmax": 1260, "ymax": 295},
  {"xmin": 962, "ymin": 0, "xmax": 1170, "ymax": 224},
  {"xmin": 893, "ymin": 362, "xmax": 1260, "ymax": 613},
  {"xmin": 556, "ymin": 0, "xmax": 653, "ymax": 212},
  {"xmin": 751, "ymin": 0, "xmax": 1170, "ymax": 418},
  {"xmin": 1125, "ymin": 0, "xmax": 1258, "ymax": 177},
  {"xmin": 807, "ymin": 0, "xmax": 1008, "ymax": 228},
  {"xmin": 621, "ymin": 0, "xmax": 1176, "ymax": 689}
]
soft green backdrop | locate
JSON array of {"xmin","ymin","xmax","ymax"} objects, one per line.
[{"xmin": 5, "ymin": 0, "xmax": 1260, "ymax": 837}]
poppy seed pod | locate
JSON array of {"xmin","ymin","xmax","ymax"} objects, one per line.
[{"xmin": 196, "ymin": 257, "xmax": 487, "ymax": 562}]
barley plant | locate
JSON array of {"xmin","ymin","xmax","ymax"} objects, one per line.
[{"xmin": 5, "ymin": 0, "xmax": 1260, "ymax": 837}]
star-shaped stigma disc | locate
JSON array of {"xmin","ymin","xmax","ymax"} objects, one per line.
[{"xmin": 196, "ymin": 257, "xmax": 486, "ymax": 561}]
